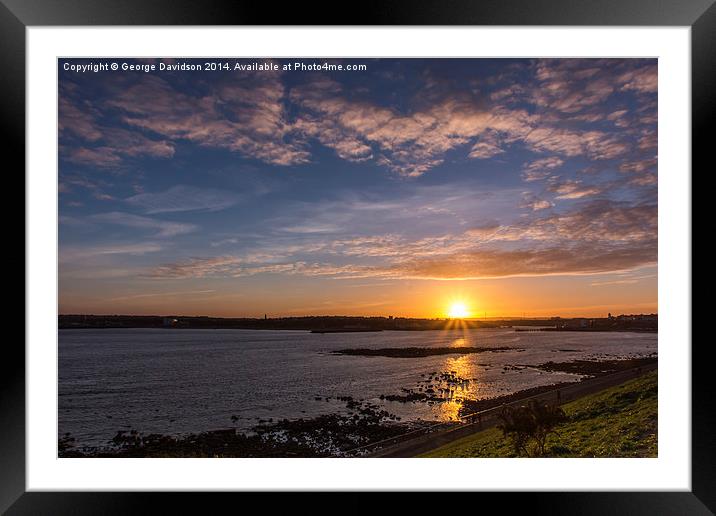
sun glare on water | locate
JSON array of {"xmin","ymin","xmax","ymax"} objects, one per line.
[{"xmin": 447, "ymin": 301, "xmax": 469, "ymax": 319}]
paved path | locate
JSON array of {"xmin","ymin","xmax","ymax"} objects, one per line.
[{"xmin": 369, "ymin": 362, "xmax": 658, "ymax": 458}]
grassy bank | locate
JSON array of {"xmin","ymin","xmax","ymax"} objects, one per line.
[{"xmin": 420, "ymin": 370, "xmax": 657, "ymax": 458}]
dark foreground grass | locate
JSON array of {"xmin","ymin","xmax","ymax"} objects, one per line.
[{"xmin": 420, "ymin": 370, "xmax": 657, "ymax": 458}]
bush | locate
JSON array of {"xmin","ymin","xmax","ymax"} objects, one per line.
[{"xmin": 498, "ymin": 400, "xmax": 568, "ymax": 456}]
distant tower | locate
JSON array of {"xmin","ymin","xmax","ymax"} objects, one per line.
[{"xmin": 264, "ymin": 314, "xmax": 267, "ymax": 320}]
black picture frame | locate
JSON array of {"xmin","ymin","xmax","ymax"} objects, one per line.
[{"xmin": 4, "ymin": 0, "xmax": 708, "ymax": 512}]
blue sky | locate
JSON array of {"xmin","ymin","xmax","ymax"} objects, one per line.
[{"xmin": 58, "ymin": 58, "xmax": 657, "ymax": 317}]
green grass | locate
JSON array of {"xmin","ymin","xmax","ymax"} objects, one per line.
[{"xmin": 420, "ymin": 371, "xmax": 657, "ymax": 458}]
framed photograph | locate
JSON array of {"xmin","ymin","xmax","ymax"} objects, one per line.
[{"xmin": 6, "ymin": 0, "xmax": 708, "ymax": 511}]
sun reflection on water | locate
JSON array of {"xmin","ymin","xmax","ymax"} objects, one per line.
[{"xmin": 429, "ymin": 354, "xmax": 482, "ymax": 421}]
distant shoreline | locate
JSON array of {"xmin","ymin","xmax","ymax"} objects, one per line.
[
  {"xmin": 58, "ymin": 326, "xmax": 657, "ymax": 334},
  {"xmin": 58, "ymin": 314, "xmax": 658, "ymax": 333}
]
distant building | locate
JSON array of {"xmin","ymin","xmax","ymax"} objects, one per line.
[{"xmin": 163, "ymin": 317, "xmax": 178, "ymax": 327}]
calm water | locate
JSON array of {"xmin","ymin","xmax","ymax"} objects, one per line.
[{"xmin": 59, "ymin": 328, "xmax": 657, "ymax": 446}]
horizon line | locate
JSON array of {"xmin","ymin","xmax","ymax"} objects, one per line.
[{"xmin": 59, "ymin": 312, "xmax": 658, "ymax": 320}]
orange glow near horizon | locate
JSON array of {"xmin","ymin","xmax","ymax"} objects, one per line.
[{"xmin": 58, "ymin": 268, "xmax": 658, "ymax": 319}]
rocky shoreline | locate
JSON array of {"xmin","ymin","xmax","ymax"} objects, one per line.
[{"xmin": 59, "ymin": 398, "xmax": 425, "ymax": 458}]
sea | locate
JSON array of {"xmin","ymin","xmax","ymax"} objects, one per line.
[{"xmin": 58, "ymin": 328, "xmax": 657, "ymax": 447}]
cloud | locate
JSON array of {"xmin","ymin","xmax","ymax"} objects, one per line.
[
  {"xmin": 637, "ymin": 130, "xmax": 657, "ymax": 151},
  {"xmin": 60, "ymin": 243, "xmax": 163, "ymax": 262},
  {"xmin": 532, "ymin": 60, "xmax": 616, "ymax": 114},
  {"xmin": 547, "ymin": 178, "xmax": 604, "ymax": 200},
  {"xmin": 126, "ymin": 185, "xmax": 240, "ymax": 214},
  {"xmin": 288, "ymin": 74, "xmax": 635, "ymax": 176},
  {"xmin": 607, "ymin": 109, "xmax": 630, "ymax": 128},
  {"xmin": 590, "ymin": 278, "xmax": 639, "ymax": 287},
  {"xmin": 468, "ymin": 140, "xmax": 505, "ymax": 159},
  {"xmin": 619, "ymin": 64, "xmax": 658, "ymax": 94},
  {"xmin": 148, "ymin": 241, "xmax": 656, "ymax": 282},
  {"xmin": 530, "ymin": 60, "xmax": 656, "ymax": 116},
  {"xmin": 66, "ymin": 147, "xmax": 124, "ymax": 168},
  {"xmin": 210, "ymin": 238, "xmax": 239, "ymax": 247},
  {"xmin": 103, "ymin": 128, "xmax": 176, "ymax": 159},
  {"xmin": 58, "ymin": 96, "xmax": 102, "ymax": 141},
  {"xmin": 281, "ymin": 223, "xmax": 343, "ymax": 234},
  {"xmin": 523, "ymin": 128, "xmax": 629, "ymax": 160},
  {"xmin": 145, "ymin": 198, "xmax": 656, "ymax": 281},
  {"xmin": 523, "ymin": 200, "xmax": 656, "ymax": 242},
  {"xmin": 619, "ymin": 158, "xmax": 657, "ymax": 174},
  {"xmin": 628, "ymin": 174, "xmax": 657, "ymax": 186},
  {"xmin": 59, "ymin": 95, "xmax": 176, "ymax": 167},
  {"xmin": 147, "ymin": 256, "xmax": 242, "ymax": 279},
  {"xmin": 387, "ymin": 242, "xmax": 656, "ymax": 280},
  {"xmin": 91, "ymin": 212, "xmax": 197, "ymax": 237},
  {"xmin": 108, "ymin": 290, "xmax": 217, "ymax": 302},
  {"xmin": 522, "ymin": 156, "xmax": 564, "ymax": 182},
  {"xmin": 521, "ymin": 193, "xmax": 554, "ymax": 211},
  {"xmin": 108, "ymin": 73, "xmax": 310, "ymax": 167},
  {"xmin": 63, "ymin": 134, "xmax": 175, "ymax": 168}
]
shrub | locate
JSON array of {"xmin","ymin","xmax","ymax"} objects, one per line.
[{"xmin": 498, "ymin": 400, "xmax": 568, "ymax": 457}]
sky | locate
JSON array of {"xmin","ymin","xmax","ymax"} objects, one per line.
[{"xmin": 58, "ymin": 58, "xmax": 657, "ymax": 318}]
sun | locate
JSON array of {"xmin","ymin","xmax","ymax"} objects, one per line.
[{"xmin": 447, "ymin": 301, "xmax": 469, "ymax": 319}]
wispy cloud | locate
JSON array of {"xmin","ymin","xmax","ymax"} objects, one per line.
[
  {"xmin": 60, "ymin": 243, "xmax": 163, "ymax": 263},
  {"xmin": 108, "ymin": 289, "xmax": 216, "ymax": 301},
  {"xmin": 590, "ymin": 278, "xmax": 639, "ymax": 287},
  {"xmin": 91, "ymin": 212, "xmax": 197, "ymax": 237},
  {"xmin": 146, "ymin": 198, "xmax": 656, "ymax": 281},
  {"xmin": 126, "ymin": 185, "xmax": 240, "ymax": 214},
  {"xmin": 147, "ymin": 256, "xmax": 242, "ymax": 279},
  {"xmin": 384, "ymin": 242, "xmax": 656, "ymax": 280}
]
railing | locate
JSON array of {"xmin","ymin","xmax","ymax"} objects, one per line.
[{"xmin": 343, "ymin": 418, "xmax": 460, "ymax": 457}]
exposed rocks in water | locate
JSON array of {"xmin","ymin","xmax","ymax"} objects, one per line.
[
  {"xmin": 533, "ymin": 357, "xmax": 657, "ymax": 376},
  {"xmin": 502, "ymin": 365, "xmax": 526, "ymax": 372},
  {"xmin": 331, "ymin": 346, "xmax": 522, "ymax": 358},
  {"xmin": 380, "ymin": 370, "xmax": 472, "ymax": 404}
]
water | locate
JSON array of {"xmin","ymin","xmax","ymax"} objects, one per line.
[{"xmin": 59, "ymin": 328, "xmax": 657, "ymax": 447}]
